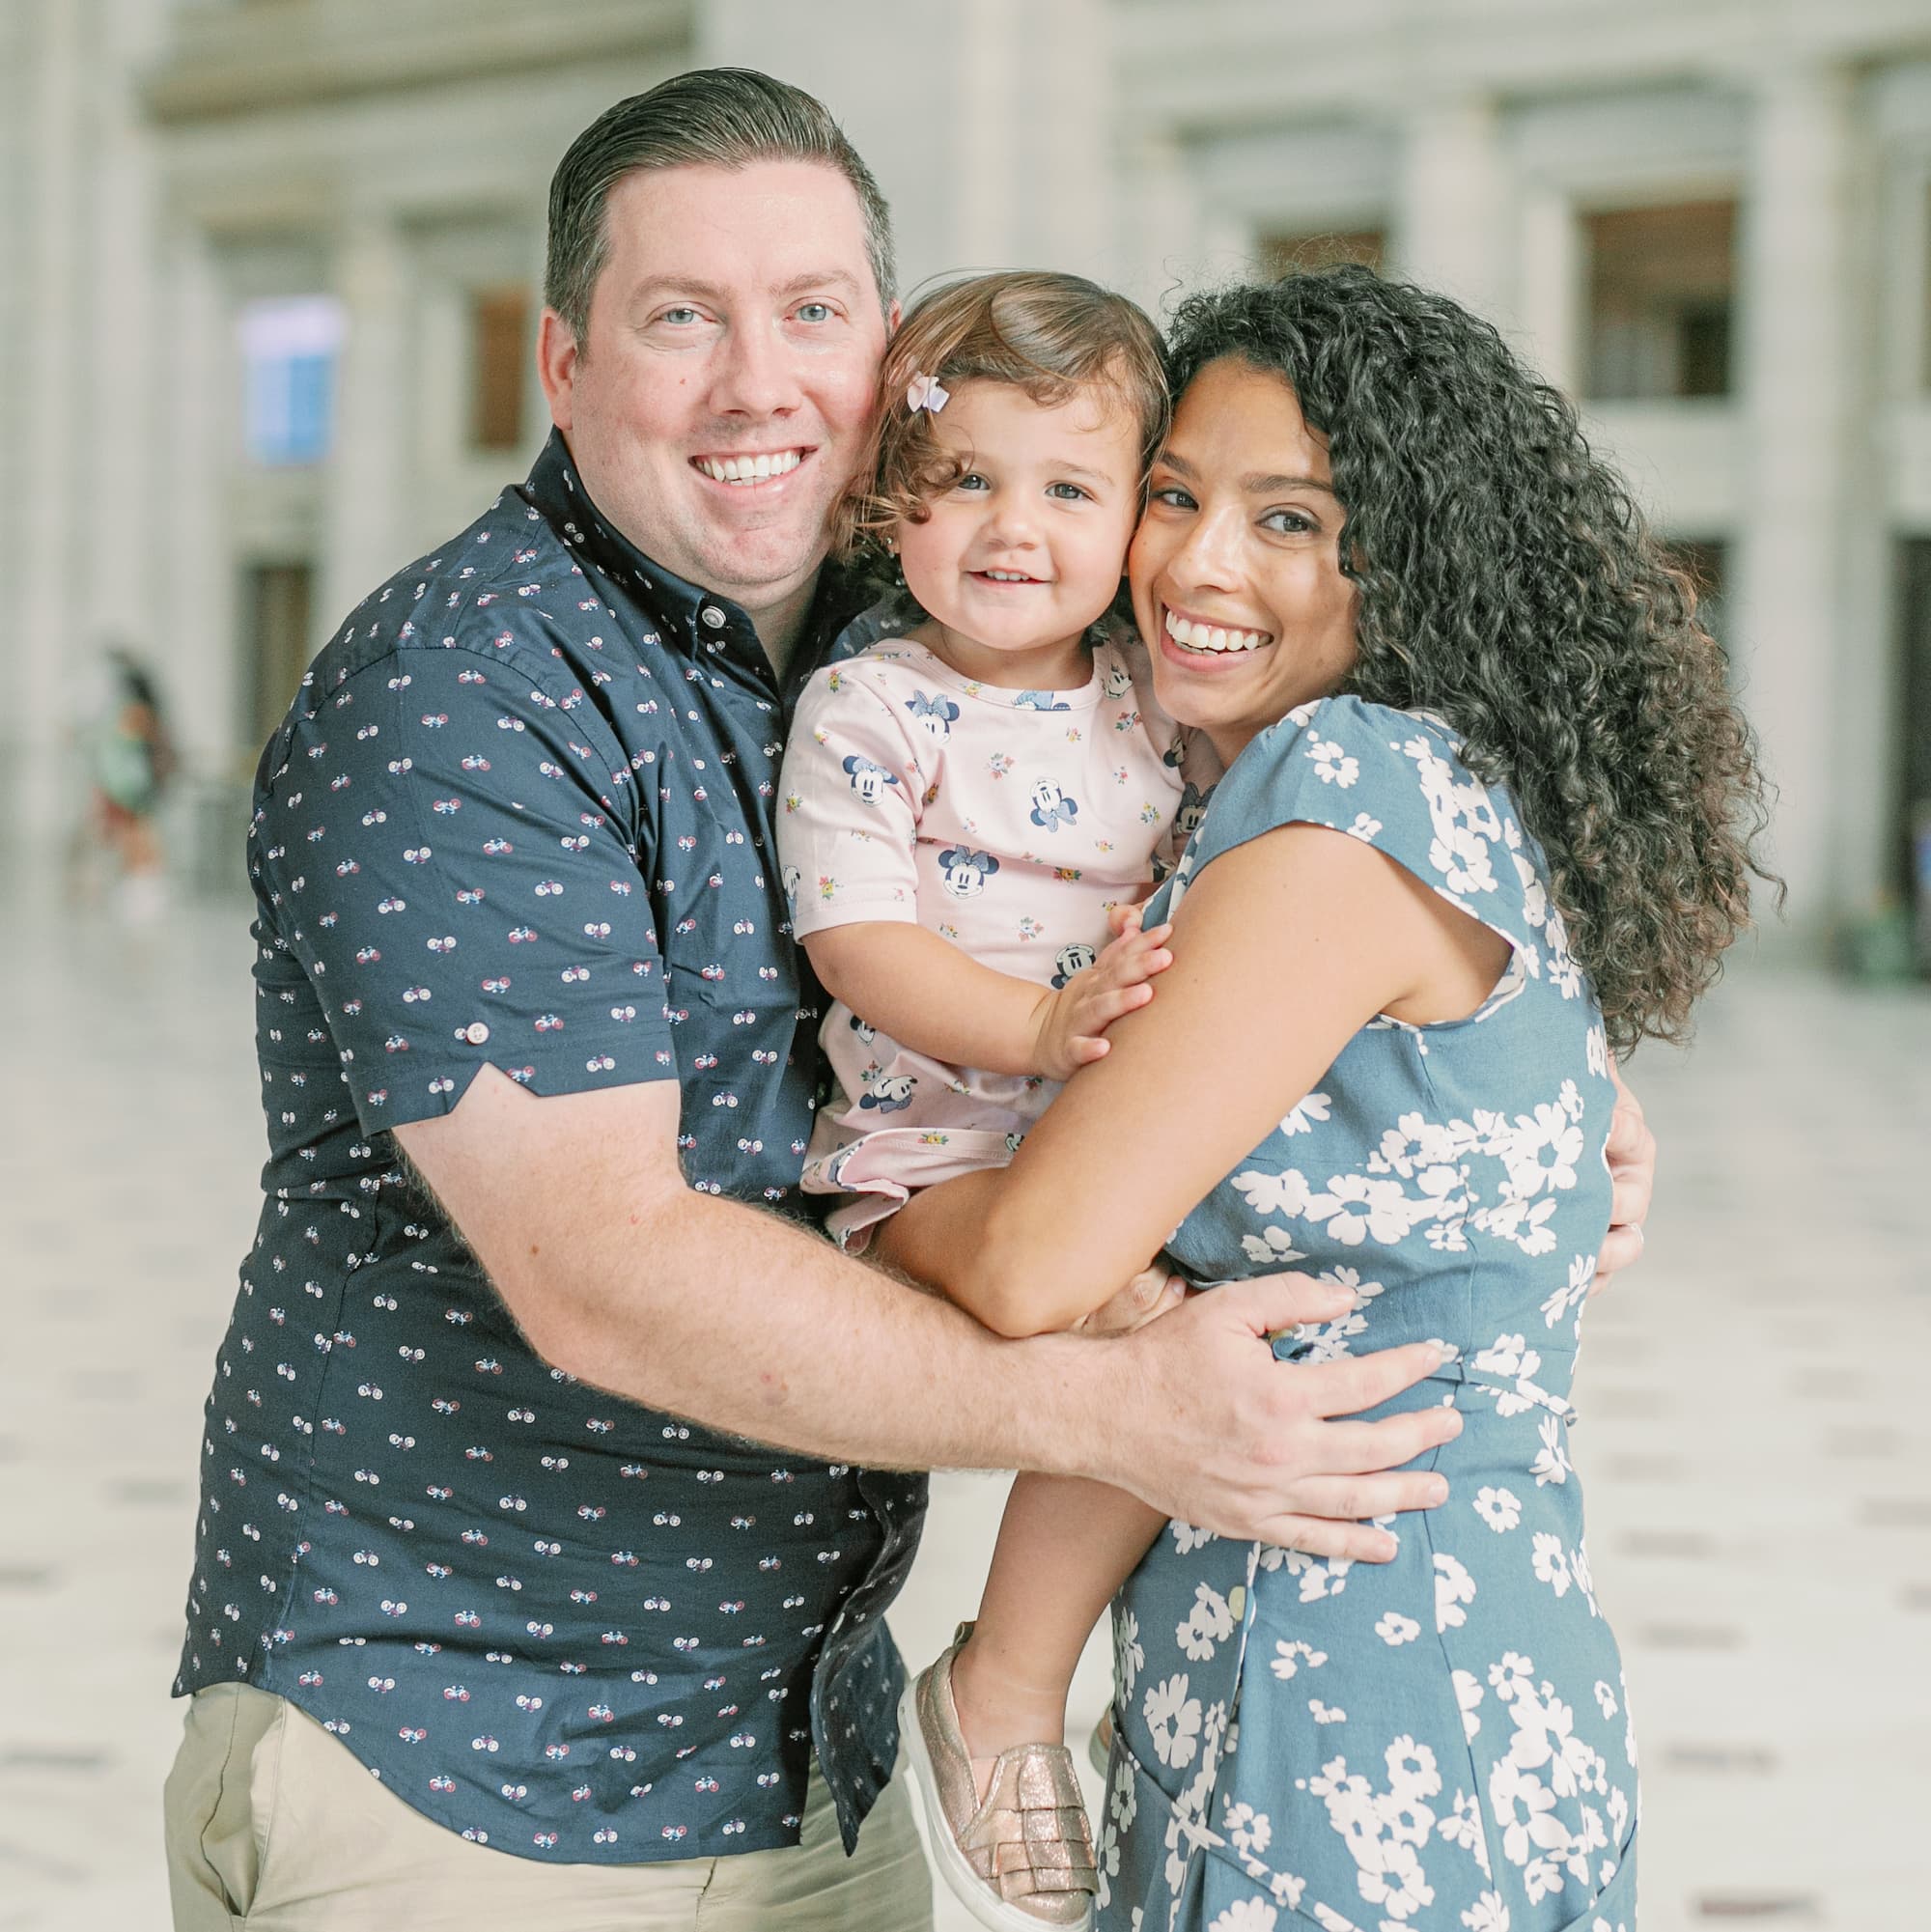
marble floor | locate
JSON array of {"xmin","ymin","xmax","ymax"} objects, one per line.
[{"xmin": 2, "ymin": 878, "xmax": 1927, "ymax": 1930}]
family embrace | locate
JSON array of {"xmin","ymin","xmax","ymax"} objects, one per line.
[{"xmin": 164, "ymin": 68, "xmax": 1766, "ymax": 1932}]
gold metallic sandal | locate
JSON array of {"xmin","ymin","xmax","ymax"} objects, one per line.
[{"xmin": 899, "ymin": 1624, "xmax": 1098, "ymax": 1932}]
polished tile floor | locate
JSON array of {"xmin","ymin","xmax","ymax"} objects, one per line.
[{"xmin": 2, "ymin": 878, "xmax": 1927, "ymax": 1930}]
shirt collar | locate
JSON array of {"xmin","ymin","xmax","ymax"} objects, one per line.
[{"xmin": 520, "ymin": 429, "xmax": 881, "ymax": 698}]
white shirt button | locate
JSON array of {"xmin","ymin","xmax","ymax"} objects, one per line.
[
  {"xmin": 462, "ymin": 1022, "xmax": 490, "ymax": 1045},
  {"xmin": 700, "ymin": 605, "xmax": 726, "ymax": 630}
]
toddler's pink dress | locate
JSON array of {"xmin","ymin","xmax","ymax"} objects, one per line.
[{"xmin": 778, "ymin": 628, "xmax": 1187, "ymax": 1244}]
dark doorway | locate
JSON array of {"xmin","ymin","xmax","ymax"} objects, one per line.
[
  {"xmin": 1259, "ymin": 229, "xmax": 1386, "ymax": 279},
  {"xmin": 1583, "ymin": 201, "xmax": 1737, "ymax": 401},
  {"xmin": 1662, "ymin": 539, "xmax": 1730, "ymax": 666},
  {"xmin": 240, "ymin": 561, "xmax": 315, "ymax": 754}
]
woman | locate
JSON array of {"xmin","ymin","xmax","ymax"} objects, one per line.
[{"xmin": 889, "ymin": 266, "xmax": 1769, "ymax": 1930}]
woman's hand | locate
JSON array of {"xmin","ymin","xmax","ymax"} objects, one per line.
[
  {"xmin": 1592, "ymin": 1061, "xmax": 1656, "ymax": 1292},
  {"xmin": 1073, "ymin": 1264, "xmax": 1187, "ymax": 1336},
  {"xmin": 1027, "ymin": 905, "xmax": 1174, "ymax": 1081}
]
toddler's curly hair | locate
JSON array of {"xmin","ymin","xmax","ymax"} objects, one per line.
[{"xmin": 834, "ymin": 270, "xmax": 1168, "ymax": 561}]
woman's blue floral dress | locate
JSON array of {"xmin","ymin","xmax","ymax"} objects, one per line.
[{"xmin": 1100, "ymin": 696, "xmax": 1637, "ymax": 1932}]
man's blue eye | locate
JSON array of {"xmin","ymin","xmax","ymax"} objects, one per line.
[
  {"xmin": 662, "ymin": 308, "xmax": 700, "ymax": 325},
  {"xmin": 796, "ymin": 302, "xmax": 833, "ymax": 323}
]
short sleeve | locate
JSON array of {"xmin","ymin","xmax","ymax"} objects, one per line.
[
  {"xmin": 1183, "ymin": 695, "xmax": 1537, "ymax": 961},
  {"xmin": 260, "ymin": 648, "xmax": 679, "ymax": 1132},
  {"xmin": 776, "ymin": 663, "xmax": 927, "ymax": 939}
]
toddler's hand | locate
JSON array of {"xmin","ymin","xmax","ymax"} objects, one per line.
[
  {"xmin": 1027, "ymin": 905, "xmax": 1173, "ymax": 1081},
  {"xmin": 1074, "ymin": 1265, "xmax": 1187, "ymax": 1336}
]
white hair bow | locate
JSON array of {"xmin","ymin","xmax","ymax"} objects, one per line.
[{"xmin": 905, "ymin": 372, "xmax": 950, "ymax": 414}]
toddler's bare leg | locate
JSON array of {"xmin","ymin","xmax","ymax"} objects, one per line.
[{"xmin": 947, "ymin": 1472, "xmax": 1163, "ymax": 1788}]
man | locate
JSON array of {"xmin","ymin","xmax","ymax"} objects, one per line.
[{"xmin": 164, "ymin": 69, "xmax": 1654, "ymax": 1930}]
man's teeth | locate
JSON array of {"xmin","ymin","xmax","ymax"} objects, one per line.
[
  {"xmin": 1164, "ymin": 611, "xmax": 1270, "ymax": 654},
  {"xmin": 695, "ymin": 451, "xmax": 804, "ymax": 485}
]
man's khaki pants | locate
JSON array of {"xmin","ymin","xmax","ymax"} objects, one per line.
[{"xmin": 164, "ymin": 1683, "xmax": 934, "ymax": 1931}]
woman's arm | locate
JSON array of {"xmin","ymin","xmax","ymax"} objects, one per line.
[
  {"xmin": 899, "ymin": 821, "xmax": 1507, "ymax": 1334},
  {"xmin": 803, "ymin": 908, "xmax": 1172, "ymax": 1082}
]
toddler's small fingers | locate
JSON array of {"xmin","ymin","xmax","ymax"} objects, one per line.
[{"xmin": 1099, "ymin": 984, "xmax": 1154, "ymax": 1023}]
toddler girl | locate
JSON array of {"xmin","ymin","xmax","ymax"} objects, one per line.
[{"xmin": 778, "ymin": 272, "xmax": 1187, "ymax": 1932}]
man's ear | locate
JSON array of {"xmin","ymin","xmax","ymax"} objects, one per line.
[
  {"xmin": 536, "ymin": 308, "xmax": 579, "ymax": 434},
  {"xmin": 885, "ymin": 298, "xmax": 903, "ymax": 338}
]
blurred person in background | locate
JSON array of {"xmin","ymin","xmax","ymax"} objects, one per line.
[
  {"xmin": 158, "ymin": 70, "xmax": 1583, "ymax": 1932},
  {"xmin": 85, "ymin": 644, "xmax": 177, "ymax": 923}
]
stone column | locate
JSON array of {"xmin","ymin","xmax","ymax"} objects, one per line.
[
  {"xmin": 13, "ymin": 0, "xmax": 84, "ymax": 858},
  {"xmin": 321, "ymin": 210, "xmax": 413, "ymax": 634},
  {"xmin": 1390, "ymin": 95, "xmax": 1512, "ymax": 327},
  {"xmin": 699, "ymin": 0, "xmax": 1118, "ymax": 294},
  {"xmin": 156, "ymin": 220, "xmax": 233, "ymax": 782},
  {"xmin": 1513, "ymin": 182, "xmax": 1582, "ymax": 396},
  {"xmin": 1731, "ymin": 62, "xmax": 1856, "ymax": 940}
]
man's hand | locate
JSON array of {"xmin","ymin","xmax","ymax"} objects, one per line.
[
  {"xmin": 1593, "ymin": 1061, "xmax": 1656, "ymax": 1292},
  {"xmin": 1027, "ymin": 908, "xmax": 1173, "ymax": 1081},
  {"xmin": 1094, "ymin": 1274, "xmax": 1460, "ymax": 1562}
]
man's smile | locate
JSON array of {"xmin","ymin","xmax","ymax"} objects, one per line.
[{"xmin": 689, "ymin": 448, "xmax": 811, "ymax": 487}]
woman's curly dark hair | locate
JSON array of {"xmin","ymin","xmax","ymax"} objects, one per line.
[{"xmin": 1163, "ymin": 266, "xmax": 1776, "ymax": 1051}]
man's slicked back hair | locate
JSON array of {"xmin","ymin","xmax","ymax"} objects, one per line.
[{"xmin": 546, "ymin": 68, "xmax": 896, "ymax": 344}]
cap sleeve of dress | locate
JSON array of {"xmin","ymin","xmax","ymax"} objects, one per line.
[{"xmin": 1180, "ymin": 694, "xmax": 1581, "ymax": 987}]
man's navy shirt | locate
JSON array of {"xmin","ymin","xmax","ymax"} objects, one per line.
[{"xmin": 174, "ymin": 432, "xmax": 927, "ymax": 1862}]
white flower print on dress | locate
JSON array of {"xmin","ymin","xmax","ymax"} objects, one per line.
[
  {"xmin": 1279, "ymin": 1092, "xmax": 1334, "ymax": 1136},
  {"xmin": 1540, "ymin": 1252, "xmax": 1596, "ymax": 1330},
  {"xmin": 1232, "ymin": 1165, "xmax": 1314, "ymax": 1219},
  {"xmin": 1241, "ymin": 1223, "xmax": 1308, "ymax": 1269},
  {"xmin": 1437, "ymin": 1789, "xmax": 1492, "ymax": 1876},
  {"xmin": 1434, "ymin": 1553, "xmax": 1477, "ymax": 1631},
  {"xmin": 1530, "ymin": 1533, "xmax": 1572, "ymax": 1597},
  {"xmin": 1585, "ymin": 1022, "xmax": 1609, "ymax": 1078},
  {"xmin": 1489, "ymin": 1653, "xmax": 1534, "ymax": 1703},
  {"xmin": 1307, "ymin": 736, "xmax": 1360, "ymax": 788},
  {"xmin": 1472, "ymin": 1486, "xmax": 1522, "ymax": 1532},
  {"xmin": 1462, "ymin": 1890, "xmax": 1510, "ymax": 1930},
  {"xmin": 1144, "ymin": 1672, "xmax": 1203, "ymax": 1770},
  {"xmin": 1309, "ymin": 1699, "xmax": 1348, "ymax": 1724},
  {"xmin": 1530, "ymin": 1414, "xmax": 1572, "ymax": 1488},
  {"xmin": 1452, "ymin": 1668, "xmax": 1484, "ymax": 1741},
  {"xmin": 1496, "ymin": 1102, "xmax": 1583, "ymax": 1201},
  {"xmin": 1178, "ymin": 1582, "xmax": 1235, "ymax": 1662},
  {"xmin": 1402, "ymin": 734, "xmax": 1502, "ymax": 897},
  {"xmin": 1593, "ymin": 1681, "xmax": 1618, "ymax": 1721},
  {"xmin": 1271, "ymin": 1638, "xmax": 1329, "ymax": 1681},
  {"xmin": 1346, "ymin": 812, "xmax": 1384, "ymax": 842},
  {"xmin": 1115, "ymin": 1606, "xmax": 1145, "ymax": 1700},
  {"xmin": 1376, "ymin": 1611, "xmax": 1422, "ymax": 1646},
  {"xmin": 1223, "ymin": 1798, "xmax": 1273, "ymax": 1861},
  {"xmin": 1304, "ymin": 1741, "xmax": 1442, "ymax": 1924},
  {"xmin": 1207, "ymin": 1903, "xmax": 1278, "ymax": 1932},
  {"xmin": 1267, "ymin": 1547, "xmax": 1356, "ymax": 1602}
]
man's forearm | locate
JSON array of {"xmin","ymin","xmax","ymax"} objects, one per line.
[{"xmin": 469, "ymin": 1166, "xmax": 1099, "ymax": 1477}]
